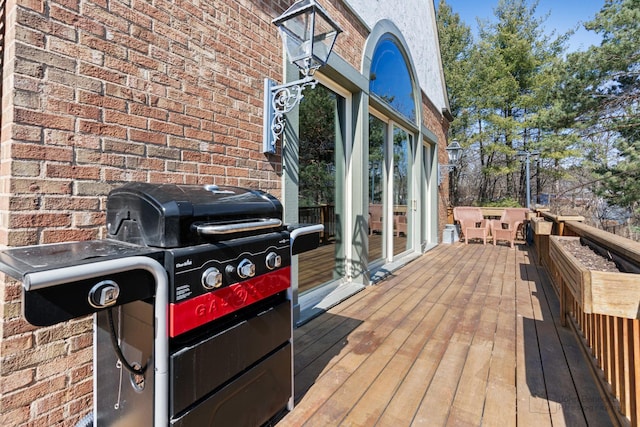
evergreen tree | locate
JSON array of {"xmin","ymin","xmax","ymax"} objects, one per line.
[{"xmin": 567, "ymin": 0, "xmax": 640, "ymax": 215}]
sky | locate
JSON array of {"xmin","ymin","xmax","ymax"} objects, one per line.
[{"xmin": 442, "ymin": 0, "xmax": 604, "ymax": 52}]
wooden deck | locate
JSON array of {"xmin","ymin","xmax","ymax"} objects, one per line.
[{"xmin": 278, "ymin": 242, "xmax": 615, "ymax": 426}]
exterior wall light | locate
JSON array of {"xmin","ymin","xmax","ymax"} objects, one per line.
[
  {"xmin": 263, "ymin": 0, "xmax": 342, "ymax": 154},
  {"xmin": 438, "ymin": 140, "xmax": 462, "ymax": 185}
]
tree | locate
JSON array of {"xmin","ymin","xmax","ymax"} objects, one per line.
[
  {"xmin": 299, "ymin": 85, "xmax": 337, "ymax": 206},
  {"xmin": 437, "ymin": 0, "xmax": 573, "ymax": 206},
  {"xmin": 436, "ymin": 0, "xmax": 473, "ymax": 205},
  {"xmin": 566, "ymin": 0, "xmax": 640, "ymax": 216}
]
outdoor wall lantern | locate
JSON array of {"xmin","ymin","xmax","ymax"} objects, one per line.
[
  {"xmin": 438, "ymin": 140, "xmax": 462, "ymax": 185},
  {"xmin": 263, "ymin": 0, "xmax": 342, "ymax": 153}
]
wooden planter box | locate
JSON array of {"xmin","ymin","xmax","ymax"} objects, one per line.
[
  {"xmin": 531, "ymin": 217, "xmax": 552, "ymax": 235},
  {"xmin": 531, "ymin": 217, "xmax": 553, "ymax": 268},
  {"xmin": 550, "ymin": 235, "xmax": 640, "ymax": 319}
]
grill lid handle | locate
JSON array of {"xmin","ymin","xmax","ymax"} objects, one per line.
[{"xmin": 195, "ymin": 218, "xmax": 282, "ymax": 236}]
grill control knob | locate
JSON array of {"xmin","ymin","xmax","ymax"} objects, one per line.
[
  {"xmin": 265, "ymin": 252, "xmax": 282, "ymax": 270},
  {"xmin": 237, "ymin": 259, "xmax": 255, "ymax": 279},
  {"xmin": 202, "ymin": 267, "xmax": 223, "ymax": 290}
]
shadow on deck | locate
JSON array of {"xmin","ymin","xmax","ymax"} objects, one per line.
[{"xmin": 278, "ymin": 243, "xmax": 614, "ymax": 426}]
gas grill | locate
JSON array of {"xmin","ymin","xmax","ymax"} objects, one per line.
[{"xmin": 0, "ymin": 183, "xmax": 322, "ymax": 427}]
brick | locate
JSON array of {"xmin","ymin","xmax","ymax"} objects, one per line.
[
  {"xmin": 148, "ymin": 172, "xmax": 185, "ymax": 183},
  {"xmin": 80, "ymin": 62, "xmax": 127, "ymax": 85},
  {"xmin": 1, "ymin": 343, "xmax": 67, "ymax": 376},
  {"xmin": 45, "ymin": 129, "xmax": 101, "ymax": 149},
  {"xmin": 36, "ymin": 346, "xmax": 92, "ymax": 380},
  {"xmin": 42, "ymin": 196, "xmax": 100, "ymax": 211},
  {"xmin": 44, "ymin": 81, "xmax": 76, "ymax": 100},
  {"xmin": 155, "ymin": 97, "xmax": 184, "ymax": 113},
  {"xmin": 78, "ymin": 90, "xmax": 127, "ymax": 111},
  {"xmin": 9, "ymin": 213, "xmax": 72, "ymax": 228},
  {"xmin": 0, "ymin": 406, "xmax": 29, "ymax": 426},
  {"xmin": 129, "ymin": 50, "xmax": 165, "ymax": 73},
  {"xmin": 149, "ymin": 119, "xmax": 183, "ymax": 136},
  {"xmin": 46, "ymin": 164, "xmax": 100, "ymax": 180},
  {"xmin": 74, "ymin": 181, "xmax": 113, "ymax": 196},
  {"xmin": 2, "ymin": 369, "xmax": 34, "ymax": 397},
  {"xmin": 72, "ymin": 211, "xmax": 105, "ymax": 227},
  {"xmin": 103, "ymin": 139, "xmax": 145, "ymax": 155},
  {"xmin": 41, "ymin": 228, "xmax": 99, "ymax": 243},
  {"xmin": 75, "ymin": 150, "xmax": 126, "ymax": 168},
  {"xmin": 27, "ymin": 408, "xmax": 66, "ymax": 427},
  {"xmin": 47, "ymin": 68, "xmax": 103, "ymax": 93},
  {"xmin": 13, "ymin": 74, "xmax": 40, "ymax": 92},
  {"xmin": 5, "ymin": 230, "xmax": 39, "ymax": 247},
  {"xmin": 68, "ymin": 333, "xmax": 93, "ymax": 353},
  {"xmin": 130, "ymin": 129, "xmax": 166, "ymax": 145},
  {"xmin": 14, "ymin": 108, "xmax": 75, "ymax": 131},
  {"xmin": 79, "ymin": 120, "xmax": 127, "ymax": 139},
  {"xmin": 15, "ymin": 26, "xmax": 45, "ymax": 49},
  {"xmin": 182, "ymin": 151, "xmax": 211, "ymax": 163},
  {"xmin": 105, "ymin": 82, "xmax": 148, "ymax": 103},
  {"xmin": 104, "ymin": 110, "xmax": 147, "ymax": 129},
  {"xmin": 65, "ymin": 374, "xmax": 92, "ymax": 400},
  {"xmin": 1, "ymin": 333, "xmax": 34, "ymax": 354},
  {"xmin": 11, "ymin": 161, "xmax": 41, "ymax": 177},
  {"xmin": 130, "ymin": 103, "xmax": 168, "ymax": 121},
  {"xmin": 167, "ymin": 161, "xmax": 197, "ymax": 173},
  {"xmin": 15, "ymin": 42, "xmax": 76, "ymax": 71},
  {"xmin": 14, "ymin": 89, "xmax": 41, "ymax": 109},
  {"xmin": 32, "ymin": 389, "xmax": 66, "ymax": 416},
  {"xmin": 184, "ymin": 127, "xmax": 213, "ymax": 142},
  {"xmin": 80, "ymin": 7, "xmax": 128, "ymax": 38},
  {"xmin": 50, "ymin": 5, "xmax": 105, "ymax": 37},
  {"xmin": 50, "ymin": 38, "xmax": 103, "ymax": 65},
  {"xmin": 145, "ymin": 145, "xmax": 180, "ymax": 160},
  {"xmin": 3, "ymin": 301, "xmax": 22, "ymax": 318},
  {"xmin": 47, "ymin": 99, "xmax": 101, "ymax": 121},
  {"xmin": 11, "ymin": 142, "xmax": 73, "ymax": 161},
  {"xmin": 108, "ymin": 30, "xmax": 149, "ymax": 54},
  {"xmin": 125, "ymin": 156, "xmax": 165, "ymax": 170},
  {"xmin": 11, "ymin": 124, "xmax": 42, "ymax": 142},
  {"xmin": 167, "ymin": 136, "xmax": 201, "ymax": 151},
  {"xmin": 198, "ymin": 164, "xmax": 225, "ymax": 176},
  {"xmin": 11, "ymin": 178, "xmax": 72, "ymax": 194},
  {"xmin": 103, "ymin": 168, "xmax": 147, "ymax": 183}
]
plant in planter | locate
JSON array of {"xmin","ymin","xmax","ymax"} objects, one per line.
[{"xmin": 550, "ymin": 235, "xmax": 640, "ymax": 321}]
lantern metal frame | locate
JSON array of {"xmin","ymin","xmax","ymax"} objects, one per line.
[
  {"xmin": 438, "ymin": 141, "xmax": 463, "ymax": 185},
  {"xmin": 263, "ymin": 0, "xmax": 342, "ymax": 154}
]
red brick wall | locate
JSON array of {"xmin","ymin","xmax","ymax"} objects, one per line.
[{"xmin": 0, "ymin": 0, "xmax": 448, "ymax": 425}]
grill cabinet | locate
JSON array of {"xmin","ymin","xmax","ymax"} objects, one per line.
[{"xmin": 0, "ymin": 183, "xmax": 322, "ymax": 427}]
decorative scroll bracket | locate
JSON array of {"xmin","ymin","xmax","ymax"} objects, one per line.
[{"xmin": 263, "ymin": 76, "xmax": 317, "ymax": 154}]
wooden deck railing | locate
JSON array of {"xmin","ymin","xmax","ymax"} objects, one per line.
[
  {"xmin": 532, "ymin": 212, "xmax": 640, "ymax": 426},
  {"xmin": 299, "ymin": 205, "xmax": 336, "ymax": 242}
]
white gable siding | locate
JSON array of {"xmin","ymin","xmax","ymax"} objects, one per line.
[{"xmin": 344, "ymin": 0, "xmax": 448, "ymax": 110}]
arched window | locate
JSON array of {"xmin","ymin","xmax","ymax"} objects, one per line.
[{"xmin": 369, "ymin": 37, "xmax": 416, "ymax": 123}]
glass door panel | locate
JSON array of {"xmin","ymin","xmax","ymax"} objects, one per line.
[
  {"xmin": 392, "ymin": 126, "xmax": 412, "ymax": 257},
  {"xmin": 297, "ymin": 84, "xmax": 345, "ymax": 294},
  {"xmin": 368, "ymin": 115, "xmax": 386, "ymax": 264}
]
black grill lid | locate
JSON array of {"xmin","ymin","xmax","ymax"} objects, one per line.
[{"xmin": 106, "ymin": 183, "xmax": 284, "ymax": 248}]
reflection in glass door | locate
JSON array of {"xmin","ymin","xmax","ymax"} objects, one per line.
[
  {"xmin": 369, "ymin": 116, "xmax": 414, "ymax": 266},
  {"xmin": 368, "ymin": 115, "xmax": 386, "ymax": 264},
  {"xmin": 297, "ymin": 84, "xmax": 345, "ymax": 295},
  {"xmin": 392, "ymin": 126, "xmax": 412, "ymax": 257}
]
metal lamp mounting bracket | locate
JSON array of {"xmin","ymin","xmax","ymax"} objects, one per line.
[{"xmin": 263, "ymin": 75, "xmax": 317, "ymax": 154}]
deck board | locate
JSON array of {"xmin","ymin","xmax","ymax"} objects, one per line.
[{"xmin": 278, "ymin": 243, "xmax": 614, "ymax": 427}]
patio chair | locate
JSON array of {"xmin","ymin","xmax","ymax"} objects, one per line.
[
  {"xmin": 453, "ymin": 207, "xmax": 489, "ymax": 245},
  {"xmin": 394, "ymin": 214, "xmax": 407, "ymax": 236},
  {"xmin": 490, "ymin": 208, "xmax": 529, "ymax": 248},
  {"xmin": 369, "ymin": 204, "xmax": 383, "ymax": 235}
]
